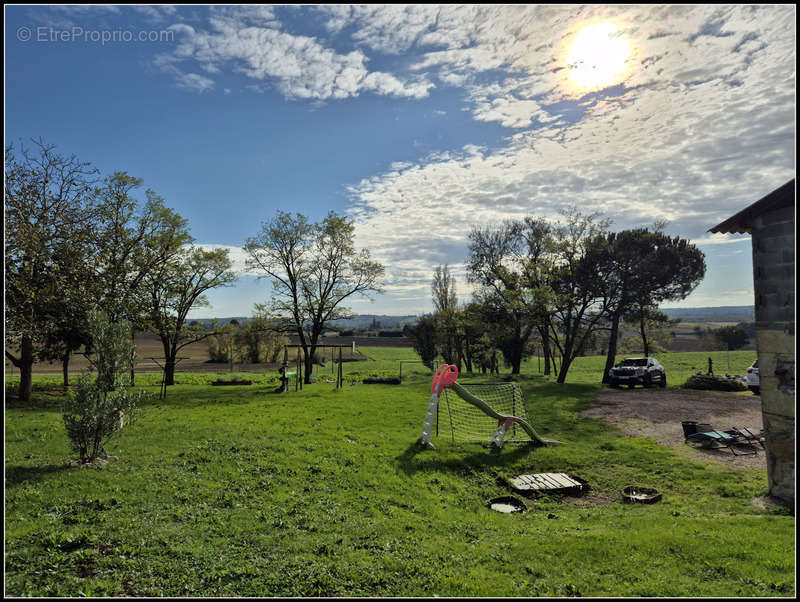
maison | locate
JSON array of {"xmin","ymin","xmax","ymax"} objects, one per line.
[{"xmin": 709, "ymin": 179, "xmax": 795, "ymax": 508}]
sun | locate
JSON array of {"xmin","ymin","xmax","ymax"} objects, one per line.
[{"xmin": 565, "ymin": 22, "xmax": 631, "ymax": 92}]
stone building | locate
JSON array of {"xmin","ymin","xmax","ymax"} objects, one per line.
[{"xmin": 710, "ymin": 179, "xmax": 795, "ymax": 508}]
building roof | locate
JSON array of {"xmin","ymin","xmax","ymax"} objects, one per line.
[{"xmin": 709, "ymin": 179, "xmax": 795, "ymax": 234}]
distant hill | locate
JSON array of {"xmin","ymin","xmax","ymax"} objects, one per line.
[
  {"xmin": 186, "ymin": 314, "xmax": 419, "ymax": 330},
  {"xmin": 188, "ymin": 307, "xmax": 754, "ymax": 330},
  {"xmin": 660, "ymin": 306, "xmax": 754, "ymax": 323}
]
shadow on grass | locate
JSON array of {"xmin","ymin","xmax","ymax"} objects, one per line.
[
  {"xmin": 6, "ymin": 463, "xmax": 74, "ymax": 486},
  {"xmin": 395, "ymin": 440, "xmax": 543, "ymax": 476}
]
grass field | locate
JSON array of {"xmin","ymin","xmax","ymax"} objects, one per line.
[{"xmin": 4, "ymin": 349, "xmax": 793, "ymax": 597}]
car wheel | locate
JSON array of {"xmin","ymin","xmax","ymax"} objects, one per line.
[
  {"xmin": 751, "ymin": 386, "xmax": 760, "ymax": 395},
  {"xmin": 659, "ymin": 372, "xmax": 667, "ymax": 388}
]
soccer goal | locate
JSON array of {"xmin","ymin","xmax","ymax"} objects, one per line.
[{"xmin": 417, "ymin": 364, "xmax": 559, "ymax": 450}]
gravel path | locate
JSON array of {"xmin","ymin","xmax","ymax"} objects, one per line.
[{"xmin": 582, "ymin": 387, "xmax": 766, "ymax": 469}]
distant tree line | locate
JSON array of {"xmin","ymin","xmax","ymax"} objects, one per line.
[
  {"xmin": 205, "ymin": 318, "xmax": 288, "ymax": 365},
  {"xmin": 406, "ymin": 210, "xmax": 706, "ymax": 384}
]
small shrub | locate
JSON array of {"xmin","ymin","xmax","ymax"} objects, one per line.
[
  {"xmin": 62, "ymin": 375, "xmax": 145, "ymax": 464},
  {"xmin": 62, "ymin": 309, "xmax": 149, "ymax": 464},
  {"xmin": 362, "ymin": 377, "xmax": 401, "ymax": 385},
  {"xmin": 682, "ymin": 373, "xmax": 747, "ymax": 392}
]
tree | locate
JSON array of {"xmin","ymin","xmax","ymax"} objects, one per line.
[
  {"xmin": 407, "ymin": 314, "xmax": 438, "ymax": 370},
  {"xmin": 146, "ymin": 246, "xmax": 235, "ymax": 385},
  {"xmin": 4, "ymin": 139, "xmax": 99, "ymax": 402},
  {"xmin": 600, "ymin": 228, "xmax": 705, "ymax": 382},
  {"xmin": 466, "ymin": 218, "xmax": 553, "ymax": 374},
  {"xmin": 713, "ymin": 324, "xmax": 749, "ymax": 350},
  {"xmin": 431, "ymin": 265, "xmax": 461, "ymax": 369},
  {"xmin": 92, "ymin": 173, "xmax": 192, "ymax": 384},
  {"xmin": 545, "ymin": 209, "xmax": 612, "ymax": 383},
  {"xmin": 245, "ymin": 211, "xmax": 384, "ymax": 384},
  {"xmin": 62, "ymin": 309, "xmax": 148, "ymax": 464}
]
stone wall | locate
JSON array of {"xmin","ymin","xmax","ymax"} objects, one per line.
[{"xmin": 751, "ymin": 204, "xmax": 795, "ymax": 507}]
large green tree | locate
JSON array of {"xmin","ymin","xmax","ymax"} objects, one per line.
[
  {"xmin": 4, "ymin": 139, "xmax": 99, "ymax": 401},
  {"xmin": 600, "ymin": 228, "xmax": 705, "ymax": 381},
  {"xmin": 466, "ymin": 218, "xmax": 554, "ymax": 374},
  {"xmin": 545, "ymin": 209, "xmax": 613, "ymax": 383},
  {"xmin": 146, "ymin": 246, "xmax": 235, "ymax": 385},
  {"xmin": 92, "ymin": 173, "xmax": 191, "ymax": 384},
  {"xmin": 245, "ymin": 211, "xmax": 384, "ymax": 384}
]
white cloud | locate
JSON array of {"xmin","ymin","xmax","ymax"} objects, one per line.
[
  {"xmin": 195, "ymin": 244, "xmax": 250, "ymax": 275},
  {"xmin": 175, "ymin": 72, "xmax": 215, "ymax": 93},
  {"xmin": 341, "ymin": 5, "xmax": 794, "ymax": 308},
  {"xmin": 690, "ymin": 233, "xmax": 752, "ymax": 247},
  {"xmin": 157, "ymin": 7, "xmax": 434, "ymax": 101}
]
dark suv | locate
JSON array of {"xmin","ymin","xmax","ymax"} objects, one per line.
[{"xmin": 608, "ymin": 357, "xmax": 666, "ymax": 388}]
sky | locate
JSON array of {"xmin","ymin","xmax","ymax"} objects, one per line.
[{"xmin": 5, "ymin": 4, "xmax": 796, "ymax": 318}]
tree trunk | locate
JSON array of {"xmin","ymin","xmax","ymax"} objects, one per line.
[
  {"xmin": 62, "ymin": 349, "xmax": 71, "ymax": 387},
  {"xmin": 463, "ymin": 333, "xmax": 473, "ymax": 373},
  {"xmin": 539, "ymin": 325, "xmax": 551, "ymax": 376},
  {"xmin": 17, "ymin": 335, "xmax": 35, "ymax": 402},
  {"xmin": 129, "ymin": 329, "xmax": 136, "ymax": 387},
  {"xmin": 164, "ymin": 358, "xmax": 176, "ymax": 386},
  {"xmin": 639, "ymin": 311, "xmax": 649, "ymax": 357},
  {"xmin": 162, "ymin": 338, "xmax": 177, "ymax": 386},
  {"xmin": 7, "ymin": 335, "xmax": 36, "ymax": 402},
  {"xmin": 602, "ymin": 313, "xmax": 621, "ymax": 384},
  {"xmin": 304, "ymin": 350, "xmax": 315, "ymax": 385}
]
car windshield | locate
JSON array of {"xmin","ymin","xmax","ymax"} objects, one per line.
[{"xmin": 620, "ymin": 359, "xmax": 648, "ymax": 367}]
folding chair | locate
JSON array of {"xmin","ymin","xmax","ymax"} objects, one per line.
[
  {"xmin": 726, "ymin": 426, "xmax": 766, "ymax": 450},
  {"xmin": 685, "ymin": 427, "xmax": 757, "ymax": 456}
]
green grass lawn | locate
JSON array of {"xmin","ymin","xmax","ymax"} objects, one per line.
[{"xmin": 4, "ymin": 349, "xmax": 793, "ymax": 597}]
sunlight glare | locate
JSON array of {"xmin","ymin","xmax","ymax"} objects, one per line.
[{"xmin": 566, "ymin": 22, "xmax": 631, "ymax": 91}]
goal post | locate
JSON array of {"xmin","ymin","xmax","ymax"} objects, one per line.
[{"xmin": 417, "ymin": 364, "xmax": 560, "ymax": 450}]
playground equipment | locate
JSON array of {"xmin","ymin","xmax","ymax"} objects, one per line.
[
  {"xmin": 280, "ymin": 344, "xmax": 348, "ymax": 392},
  {"xmin": 417, "ymin": 364, "xmax": 560, "ymax": 450}
]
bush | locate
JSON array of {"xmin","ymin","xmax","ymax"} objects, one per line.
[
  {"xmin": 62, "ymin": 375, "xmax": 145, "ymax": 464},
  {"xmin": 362, "ymin": 377, "xmax": 401, "ymax": 385},
  {"xmin": 682, "ymin": 373, "xmax": 748, "ymax": 392},
  {"xmin": 62, "ymin": 309, "xmax": 149, "ymax": 464}
]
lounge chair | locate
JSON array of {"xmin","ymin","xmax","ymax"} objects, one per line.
[
  {"xmin": 725, "ymin": 426, "xmax": 766, "ymax": 450},
  {"xmin": 684, "ymin": 424, "xmax": 758, "ymax": 456}
]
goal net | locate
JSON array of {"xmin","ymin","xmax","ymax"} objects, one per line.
[{"xmin": 439, "ymin": 382, "xmax": 531, "ymax": 444}]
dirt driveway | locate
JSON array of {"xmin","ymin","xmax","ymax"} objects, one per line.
[{"xmin": 582, "ymin": 387, "xmax": 766, "ymax": 469}]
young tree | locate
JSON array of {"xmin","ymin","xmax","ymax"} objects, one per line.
[
  {"xmin": 62, "ymin": 309, "xmax": 147, "ymax": 464},
  {"xmin": 431, "ymin": 265, "xmax": 461, "ymax": 369},
  {"xmin": 4, "ymin": 139, "xmax": 99, "ymax": 402},
  {"xmin": 146, "ymin": 246, "xmax": 235, "ymax": 385},
  {"xmin": 245, "ymin": 211, "xmax": 384, "ymax": 383}
]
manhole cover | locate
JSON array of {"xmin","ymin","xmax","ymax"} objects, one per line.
[{"xmin": 488, "ymin": 495, "xmax": 527, "ymax": 513}]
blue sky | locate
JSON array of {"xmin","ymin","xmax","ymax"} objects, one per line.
[{"xmin": 5, "ymin": 5, "xmax": 796, "ymax": 318}]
